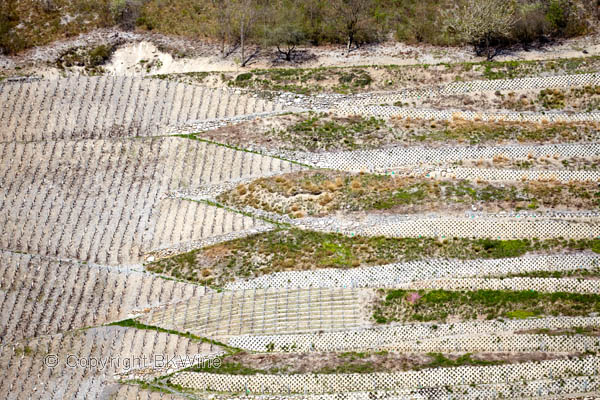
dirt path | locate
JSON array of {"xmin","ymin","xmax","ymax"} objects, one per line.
[
  {"xmin": 94, "ymin": 34, "xmax": 600, "ymax": 75},
  {"xmin": 2, "ymin": 28, "xmax": 599, "ymax": 78}
]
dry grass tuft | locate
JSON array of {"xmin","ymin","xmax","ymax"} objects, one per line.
[
  {"xmin": 293, "ymin": 211, "xmax": 306, "ymax": 218},
  {"xmin": 319, "ymin": 193, "xmax": 333, "ymax": 206},
  {"xmin": 201, "ymin": 268, "xmax": 212, "ymax": 277}
]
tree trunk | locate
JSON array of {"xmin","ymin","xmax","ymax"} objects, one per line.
[
  {"xmin": 277, "ymin": 45, "xmax": 294, "ymax": 62},
  {"xmin": 240, "ymin": 19, "xmax": 245, "ymax": 67},
  {"xmin": 347, "ymin": 30, "xmax": 354, "ymax": 52}
]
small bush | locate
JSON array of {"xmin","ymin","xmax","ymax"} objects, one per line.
[
  {"xmin": 88, "ymin": 45, "xmax": 114, "ymax": 66},
  {"xmin": 235, "ymin": 73, "xmax": 253, "ymax": 82},
  {"xmin": 512, "ymin": 2, "xmax": 551, "ymax": 44},
  {"xmin": 546, "ymin": 0, "xmax": 571, "ymax": 31},
  {"xmin": 55, "ymin": 44, "xmax": 115, "ymax": 74},
  {"xmin": 545, "ymin": 0, "xmax": 588, "ymax": 37}
]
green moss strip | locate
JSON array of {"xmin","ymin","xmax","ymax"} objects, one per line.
[
  {"xmin": 175, "ymin": 134, "xmax": 313, "ymax": 168},
  {"xmin": 517, "ymin": 326, "xmax": 600, "ymax": 336},
  {"xmin": 108, "ymin": 319, "xmax": 239, "ymax": 354},
  {"xmin": 498, "ymin": 267, "xmax": 600, "ymax": 279}
]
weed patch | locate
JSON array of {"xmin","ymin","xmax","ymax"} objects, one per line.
[
  {"xmin": 217, "ymin": 170, "xmax": 600, "ymax": 217},
  {"xmin": 146, "ymin": 229, "xmax": 600, "ymax": 287},
  {"xmin": 184, "ymin": 350, "xmax": 577, "ymax": 376},
  {"xmin": 195, "ymin": 112, "xmax": 600, "ymax": 153},
  {"xmin": 214, "ymin": 57, "xmax": 600, "ymax": 95},
  {"xmin": 373, "ymin": 289, "xmax": 600, "ymax": 324},
  {"xmin": 55, "ymin": 44, "xmax": 116, "ymax": 75},
  {"xmin": 499, "ymin": 86, "xmax": 600, "ymax": 112},
  {"xmin": 517, "ymin": 326, "xmax": 600, "ymax": 336},
  {"xmin": 497, "ymin": 266, "xmax": 600, "ymax": 279},
  {"xmin": 273, "ymin": 113, "xmax": 385, "ymax": 150}
]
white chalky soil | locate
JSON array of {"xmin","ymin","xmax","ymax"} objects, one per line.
[{"xmin": 2, "ymin": 44, "xmax": 600, "ymax": 398}]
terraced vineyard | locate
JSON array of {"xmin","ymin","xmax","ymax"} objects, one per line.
[
  {"xmin": 0, "ymin": 251, "xmax": 208, "ymax": 344},
  {"xmin": 0, "ymin": 137, "xmax": 299, "ymax": 264},
  {"xmin": 2, "ymin": 52, "xmax": 600, "ymax": 399},
  {"xmin": 139, "ymin": 287, "xmax": 363, "ymax": 338},
  {"xmin": 0, "ymin": 326, "xmax": 221, "ymax": 399},
  {"xmin": 0, "ymin": 76, "xmax": 286, "ymax": 142}
]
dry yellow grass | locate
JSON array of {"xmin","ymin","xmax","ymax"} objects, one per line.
[
  {"xmin": 237, "ymin": 185, "xmax": 248, "ymax": 195},
  {"xmin": 319, "ymin": 194, "xmax": 333, "ymax": 206},
  {"xmin": 350, "ymin": 179, "xmax": 362, "ymax": 190},
  {"xmin": 201, "ymin": 268, "xmax": 212, "ymax": 277},
  {"xmin": 323, "ymin": 181, "xmax": 338, "ymax": 192},
  {"xmin": 492, "ymin": 154, "xmax": 509, "ymax": 164}
]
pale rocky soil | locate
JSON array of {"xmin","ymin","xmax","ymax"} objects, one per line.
[
  {"xmin": 405, "ymin": 87, "xmax": 600, "ymax": 113},
  {"xmin": 2, "ymin": 28, "xmax": 600, "ymax": 79}
]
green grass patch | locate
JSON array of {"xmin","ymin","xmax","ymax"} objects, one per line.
[
  {"xmin": 505, "ymin": 310, "xmax": 538, "ymax": 319},
  {"xmin": 273, "ymin": 113, "xmax": 385, "ymax": 150},
  {"xmin": 189, "ymin": 357, "xmax": 269, "ymax": 375},
  {"xmin": 14, "ymin": 346, "xmax": 33, "ymax": 356},
  {"xmin": 407, "ymin": 120, "xmax": 600, "ymax": 145},
  {"xmin": 425, "ymin": 352, "xmax": 500, "ymax": 368},
  {"xmin": 147, "ymin": 228, "xmax": 600, "ymax": 288},
  {"xmin": 374, "ymin": 289, "xmax": 600, "ymax": 324}
]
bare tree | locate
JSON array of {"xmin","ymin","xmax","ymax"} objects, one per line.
[
  {"xmin": 332, "ymin": 0, "xmax": 375, "ymax": 52},
  {"xmin": 446, "ymin": 0, "xmax": 517, "ymax": 60},
  {"xmin": 210, "ymin": 0, "xmax": 238, "ymax": 57},
  {"xmin": 233, "ymin": 0, "xmax": 260, "ymax": 67},
  {"xmin": 265, "ymin": 1, "xmax": 306, "ymax": 61}
]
